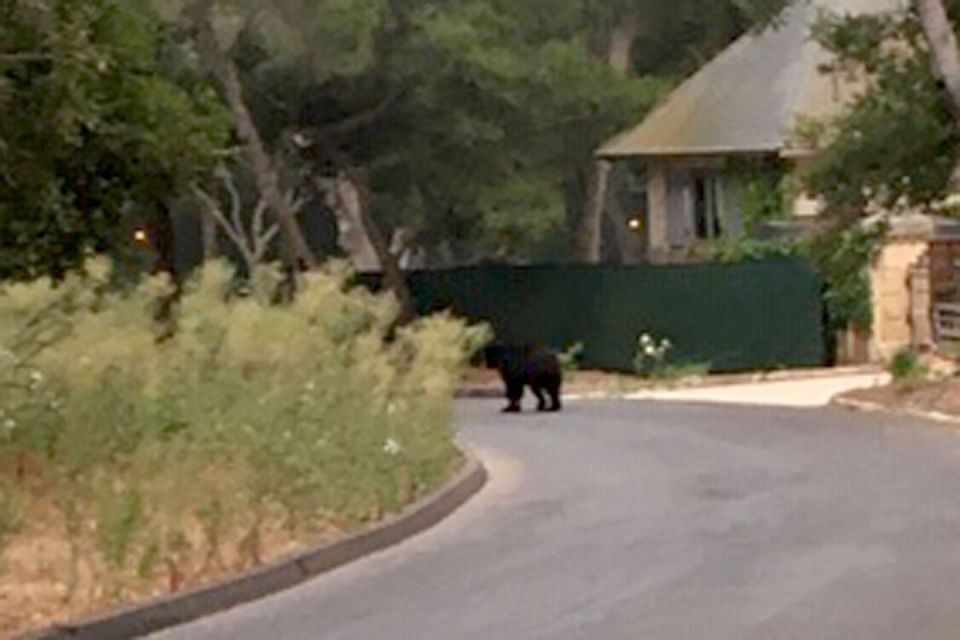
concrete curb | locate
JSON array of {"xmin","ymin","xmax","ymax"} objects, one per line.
[
  {"xmin": 25, "ymin": 454, "xmax": 488, "ymax": 640},
  {"xmin": 832, "ymin": 396, "xmax": 960, "ymax": 427}
]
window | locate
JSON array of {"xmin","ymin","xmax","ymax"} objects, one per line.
[{"xmin": 693, "ymin": 174, "xmax": 723, "ymax": 240}]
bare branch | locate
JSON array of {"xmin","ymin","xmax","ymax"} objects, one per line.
[
  {"xmin": 253, "ymin": 225, "xmax": 280, "ymax": 262},
  {"xmin": 252, "ymin": 198, "xmax": 267, "ymax": 240},
  {"xmin": 193, "ymin": 185, "xmax": 249, "ymax": 255},
  {"xmin": 216, "ymin": 166, "xmax": 245, "ymax": 235}
]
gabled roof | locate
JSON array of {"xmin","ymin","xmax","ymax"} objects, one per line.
[{"xmin": 598, "ymin": 0, "xmax": 907, "ymax": 159}]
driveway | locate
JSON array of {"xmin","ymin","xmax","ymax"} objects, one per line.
[{"xmin": 155, "ymin": 397, "xmax": 960, "ymax": 639}]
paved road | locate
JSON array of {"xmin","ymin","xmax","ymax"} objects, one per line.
[{"xmin": 155, "ymin": 399, "xmax": 960, "ymax": 639}]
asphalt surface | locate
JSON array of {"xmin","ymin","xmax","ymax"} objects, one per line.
[{"xmin": 154, "ymin": 399, "xmax": 960, "ymax": 640}]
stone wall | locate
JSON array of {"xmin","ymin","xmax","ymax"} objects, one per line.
[{"xmin": 869, "ymin": 237, "xmax": 930, "ymax": 360}]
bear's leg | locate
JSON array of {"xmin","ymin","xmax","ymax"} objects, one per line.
[
  {"xmin": 503, "ymin": 378, "xmax": 524, "ymax": 413},
  {"xmin": 546, "ymin": 376, "xmax": 562, "ymax": 412},
  {"xmin": 531, "ymin": 385, "xmax": 547, "ymax": 412}
]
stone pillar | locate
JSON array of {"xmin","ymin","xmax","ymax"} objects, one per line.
[
  {"xmin": 870, "ymin": 238, "xmax": 930, "ymax": 360},
  {"xmin": 646, "ymin": 164, "xmax": 670, "ymax": 263}
]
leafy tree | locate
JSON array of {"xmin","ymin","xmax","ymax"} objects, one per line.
[
  {"xmin": 0, "ymin": 0, "xmax": 230, "ymax": 280},
  {"xmin": 792, "ymin": 0, "xmax": 960, "ymax": 333},
  {"xmin": 802, "ymin": 4, "xmax": 959, "ymax": 213}
]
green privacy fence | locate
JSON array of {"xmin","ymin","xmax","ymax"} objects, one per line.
[{"xmin": 371, "ymin": 259, "xmax": 827, "ymax": 373}]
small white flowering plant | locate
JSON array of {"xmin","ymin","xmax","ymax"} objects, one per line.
[{"xmin": 633, "ymin": 332, "xmax": 673, "ymax": 377}]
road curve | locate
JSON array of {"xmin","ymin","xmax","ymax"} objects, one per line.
[{"xmin": 154, "ymin": 399, "xmax": 960, "ymax": 640}]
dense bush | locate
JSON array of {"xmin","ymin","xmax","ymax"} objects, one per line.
[
  {"xmin": 0, "ymin": 260, "xmax": 487, "ymax": 598},
  {"xmin": 889, "ymin": 347, "xmax": 928, "ymax": 390}
]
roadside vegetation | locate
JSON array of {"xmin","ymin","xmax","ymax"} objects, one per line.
[{"xmin": 0, "ymin": 260, "xmax": 487, "ymax": 636}]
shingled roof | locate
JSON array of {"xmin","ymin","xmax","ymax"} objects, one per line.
[{"xmin": 598, "ymin": 0, "xmax": 907, "ymax": 158}]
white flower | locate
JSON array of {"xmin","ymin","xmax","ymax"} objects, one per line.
[
  {"xmin": 3, "ymin": 418, "xmax": 16, "ymax": 431},
  {"xmin": 661, "ymin": 339, "xmax": 672, "ymax": 350},
  {"xmin": 383, "ymin": 437, "xmax": 402, "ymax": 456},
  {"xmin": 644, "ymin": 345, "xmax": 657, "ymax": 357},
  {"xmin": 29, "ymin": 370, "xmax": 44, "ymax": 390},
  {"xmin": 304, "ymin": 380, "xmax": 316, "ymax": 392}
]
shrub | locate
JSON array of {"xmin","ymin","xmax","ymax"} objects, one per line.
[
  {"xmin": 633, "ymin": 332, "xmax": 672, "ymax": 377},
  {"xmin": 889, "ymin": 347, "xmax": 928, "ymax": 389},
  {"xmin": 558, "ymin": 342, "xmax": 585, "ymax": 373},
  {"xmin": 0, "ymin": 259, "xmax": 488, "ymax": 597}
]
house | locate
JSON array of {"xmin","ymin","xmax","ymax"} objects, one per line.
[{"xmin": 597, "ymin": 0, "xmax": 906, "ymax": 264}]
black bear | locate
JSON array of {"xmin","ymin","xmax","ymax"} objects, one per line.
[{"xmin": 485, "ymin": 343, "xmax": 563, "ymax": 413}]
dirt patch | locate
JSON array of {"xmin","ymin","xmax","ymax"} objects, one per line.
[
  {"xmin": 839, "ymin": 379, "xmax": 960, "ymax": 418},
  {"xmin": 0, "ymin": 498, "xmax": 346, "ymax": 639}
]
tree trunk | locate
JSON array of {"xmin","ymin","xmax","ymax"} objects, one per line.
[
  {"xmin": 189, "ymin": 0, "xmax": 317, "ymax": 272},
  {"xmin": 575, "ymin": 11, "xmax": 643, "ymax": 263},
  {"xmin": 575, "ymin": 160, "xmax": 613, "ymax": 262},
  {"xmin": 607, "ymin": 12, "xmax": 642, "ymax": 73},
  {"xmin": 312, "ymin": 131, "xmax": 415, "ymax": 321},
  {"xmin": 328, "ymin": 174, "xmax": 381, "ymax": 271},
  {"xmin": 916, "ymin": 0, "xmax": 960, "ymax": 118},
  {"xmin": 348, "ymin": 168, "xmax": 415, "ymax": 323}
]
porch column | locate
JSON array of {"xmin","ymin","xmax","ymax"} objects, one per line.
[{"xmin": 646, "ymin": 163, "xmax": 670, "ymax": 263}]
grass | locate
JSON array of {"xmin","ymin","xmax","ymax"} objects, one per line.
[{"xmin": 0, "ymin": 259, "xmax": 488, "ymax": 636}]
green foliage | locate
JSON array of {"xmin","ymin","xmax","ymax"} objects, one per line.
[
  {"xmin": 632, "ymin": 331, "xmax": 711, "ymax": 381},
  {"xmin": 889, "ymin": 347, "xmax": 929, "ymax": 389},
  {"xmin": 0, "ymin": 0, "xmax": 230, "ymax": 279},
  {"xmin": 801, "ymin": 8, "xmax": 960, "ymax": 213},
  {"xmin": 807, "ymin": 224, "xmax": 884, "ymax": 334},
  {"xmin": 557, "ymin": 342, "xmax": 585, "ymax": 373},
  {"xmin": 0, "ymin": 259, "xmax": 487, "ymax": 590},
  {"xmin": 712, "ymin": 238, "xmax": 802, "ymax": 263},
  {"xmin": 633, "ymin": 332, "xmax": 672, "ymax": 377},
  {"xmin": 736, "ymin": 168, "xmax": 789, "ymax": 233}
]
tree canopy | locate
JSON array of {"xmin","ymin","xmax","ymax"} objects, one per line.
[
  {"xmin": 802, "ymin": 0, "xmax": 960, "ymax": 216},
  {"xmin": 0, "ymin": 0, "xmax": 230, "ymax": 279},
  {"xmin": 1, "ymin": 0, "xmax": 786, "ymax": 278}
]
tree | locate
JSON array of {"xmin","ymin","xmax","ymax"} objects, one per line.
[
  {"xmin": 916, "ymin": 0, "xmax": 960, "ymax": 119},
  {"xmin": 800, "ymin": 1, "xmax": 960, "ymax": 215},
  {"xmin": 791, "ymin": 1, "xmax": 960, "ymax": 336},
  {"xmin": 0, "ymin": 0, "xmax": 230, "ymax": 280},
  {"xmin": 184, "ymin": 0, "xmax": 318, "ymax": 273}
]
